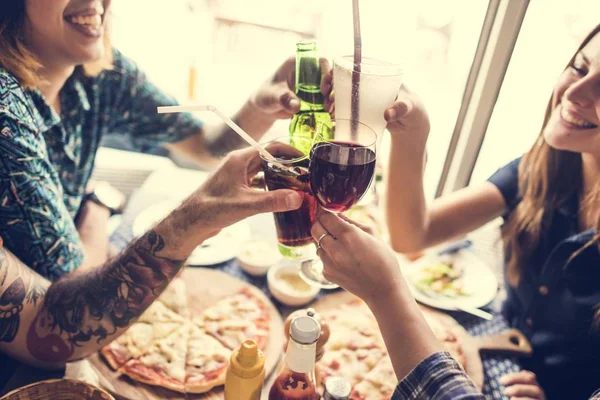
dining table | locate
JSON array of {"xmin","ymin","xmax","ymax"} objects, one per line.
[
  {"xmin": 0, "ymin": 165, "xmax": 524, "ymax": 400},
  {"xmin": 107, "ymin": 165, "xmax": 523, "ymax": 400}
]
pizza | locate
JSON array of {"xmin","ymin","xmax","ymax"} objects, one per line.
[
  {"xmin": 101, "ymin": 319, "xmax": 183, "ymax": 370},
  {"xmin": 350, "ymin": 356, "xmax": 397, "ymax": 400},
  {"xmin": 137, "ymin": 299, "xmax": 187, "ymax": 324},
  {"xmin": 320, "ymin": 299, "xmax": 378, "ymax": 331},
  {"xmin": 185, "ymin": 325, "xmax": 231, "ymax": 393},
  {"xmin": 100, "ymin": 280, "xmax": 271, "ymax": 395},
  {"xmin": 120, "ymin": 323, "xmax": 191, "ymax": 392},
  {"xmin": 156, "ymin": 276, "xmax": 190, "ymax": 318},
  {"xmin": 320, "ymin": 300, "xmax": 385, "ymax": 351},
  {"xmin": 101, "ymin": 302, "xmax": 186, "ymax": 369},
  {"xmin": 319, "ymin": 346, "xmax": 388, "ymax": 388},
  {"xmin": 192, "ymin": 287, "xmax": 270, "ymax": 351},
  {"xmin": 317, "ymin": 299, "xmax": 468, "ymax": 399}
]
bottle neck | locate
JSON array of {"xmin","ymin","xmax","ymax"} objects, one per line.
[
  {"xmin": 295, "ymin": 48, "xmax": 326, "ymax": 112},
  {"xmin": 284, "ymin": 338, "xmax": 316, "ymax": 374}
]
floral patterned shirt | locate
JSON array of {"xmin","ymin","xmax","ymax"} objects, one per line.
[{"xmin": 0, "ymin": 50, "xmax": 203, "ymax": 280}]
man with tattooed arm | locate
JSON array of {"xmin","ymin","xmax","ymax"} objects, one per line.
[{"xmin": 0, "ymin": 147, "xmax": 301, "ymax": 371}]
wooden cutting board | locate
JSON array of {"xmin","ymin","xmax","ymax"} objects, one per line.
[
  {"xmin": 86, "ymin": 268, "xmax": 284, "ymax": 400},
  {"xmin": 312, "ymin": 291, "xmax": 532, "ymax": 389}
]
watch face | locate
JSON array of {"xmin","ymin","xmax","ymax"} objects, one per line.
[{"xmin": 94, "ymin": 182, "xmax": 124, "ymax": 210}]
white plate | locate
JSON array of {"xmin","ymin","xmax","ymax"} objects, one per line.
[
  {"xmin": 401, "ymin": 250, "xmax": 498, "ymax": 311},
  {"xmin": 132, "ymin": 200, "xmax": 251, "ymax": 266}
]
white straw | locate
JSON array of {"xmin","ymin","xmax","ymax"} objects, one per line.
[{"xmin": 157, "ymin": 104, "xmax": 279, "ymax": 163}]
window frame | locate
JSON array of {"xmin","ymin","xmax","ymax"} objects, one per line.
[{"xmin": 435, "ymin": 0, "xmax": 530, "ymax": 197}]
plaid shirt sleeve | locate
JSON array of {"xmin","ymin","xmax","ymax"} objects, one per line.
[{"xmin": 391, "ymin": 352, "xmax": 485, "ymax": 400}]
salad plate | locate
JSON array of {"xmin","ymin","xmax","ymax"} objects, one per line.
[{"xmin": 401, "ymin": 249, "xmax": 498, "ymax": 312}]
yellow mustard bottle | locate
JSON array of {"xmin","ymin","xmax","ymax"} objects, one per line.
[{"xmin": 225, "ymin": 339, "xmax": 265, "ymax": 400}]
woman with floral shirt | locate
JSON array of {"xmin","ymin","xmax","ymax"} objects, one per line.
[
  {"xmin": 0, "ymin": 0, "xmax": 320, "ymax": 280},
  {"xmin": 313, "ymin": 213, "xmax": 486, "ymax": 400},
  {"xmin": 0, "ymin": 0, "xmax": 325, "ymax": 389}
]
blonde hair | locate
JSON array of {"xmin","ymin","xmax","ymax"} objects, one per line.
[
  {"xmin": 0, "ymin": 1, "xmax": 112, "ymax": 88},
  {"xmin": 502, "ymin": 24, "xmax": 600, "ymax": 324}
]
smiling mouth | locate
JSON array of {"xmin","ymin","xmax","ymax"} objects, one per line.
[
  {"xmin": 64, "ymin": 3, "xmax": 105, "ymax": 37},
  {"xmin": 65, "ymin": 14, "xmax": 102, "ymax": 30},
  {"xmin": 559, "ymin": 106, "xmax": 598, "ymax": 130}
]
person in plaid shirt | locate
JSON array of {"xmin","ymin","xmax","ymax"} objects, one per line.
[{"xmin": 312, "ymin": 213, "xmax": 486, "ymax": 399}]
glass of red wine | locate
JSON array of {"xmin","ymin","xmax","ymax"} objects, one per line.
[
  {"xmin": 310, "ymin": 119, "xmax": 377, "ymax": 213},
  {"xmin": 297, "ymin": 120, "xmax": 377, "ymax": 288}
]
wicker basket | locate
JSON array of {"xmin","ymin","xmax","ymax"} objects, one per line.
[{"xmin": 0, "ymin": 379, "xmax": 115, "ymax": 400}]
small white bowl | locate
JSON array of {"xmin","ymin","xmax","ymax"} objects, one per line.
[
  {"xmin": 237, "ymin": 239, "xmax": 281, "ymax": 277},
  {"xmin": 267, "ymin": 260, "xmax": 320, "ymax": 307}
]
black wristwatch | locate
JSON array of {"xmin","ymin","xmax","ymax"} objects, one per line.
[{"xmin": 83, "ymin": 182, "xmax": 125, "ymax": 216}]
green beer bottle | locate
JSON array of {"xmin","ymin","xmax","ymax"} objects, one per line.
[{"xmin": 289, "ymin": 40, "xmax": 332, "ymax": 154}]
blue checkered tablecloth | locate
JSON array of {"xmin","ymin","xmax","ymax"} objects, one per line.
[{"xmin": 111, "ymin": 189, "xmax": 523, "ymax": 400}]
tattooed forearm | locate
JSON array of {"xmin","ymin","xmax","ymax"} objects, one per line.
[
  {"xmin": 25, "ymin": 230, "xmax": 185, "ymax": 363},
  {"xmin": 0, "ymin": 247, "xmax": 47, "ymax": 343}
]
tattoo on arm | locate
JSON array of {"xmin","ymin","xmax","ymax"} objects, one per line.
[
  {"xmin": 0, "ymin": 276, "xmax": 25, "ymax": 343},
  {"xmin": 0, "ymin": 248, "xmax": 47, "ymax": 343},
  {"xmin": 24, "ymin": 231, "xmax": 184, "ymax": 363}
]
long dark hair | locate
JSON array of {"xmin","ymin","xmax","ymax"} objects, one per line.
[{"xmin": 502, "ymin": 24, "xmax": 600, "ymax": 289}]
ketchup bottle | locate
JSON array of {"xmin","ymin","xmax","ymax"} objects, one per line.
[{"xmin": 269, "ymin": 315, "xmax": 320, "ymax": 400}]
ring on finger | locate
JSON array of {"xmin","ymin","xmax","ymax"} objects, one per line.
[{"xmin": 317, "ymin": 233, "xmax": 335, "ymax": 249}]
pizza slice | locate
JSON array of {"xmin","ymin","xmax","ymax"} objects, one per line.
[
  {"xmin": 317, "ymin": 300, "xmax": 389, "ymax": 389},
  {"xmin": 193, "ymin": 288, "xmax": 270, "ymax": 350},
  {"xmin": 318, "ymin": 345, "xmax": 387, "ymax": 388},
  {"xmin": 326, "ymin": 323, "xmax": 385, "ymax": 352},
  {"xmin": 184, "ymin": 325, "xmax": 232, "ymax": 393},
  {"xmin": 119, "ymin": 323, "xmax": 191, "ymax": 393},
  {"xmin": 101, "ymin": 317, "xmax": 184, "ymax": 370},
  {"xmin": 350, "ymin": 356, "xmax": 397, "ymax": 400},
  {"xmin": 137, "ymin": 300, "xmax": 186, "ymax": 324},
  {"xmin": 156, "ymin": 277, "xmax": 190, "ymax": 318},
  {"xmin": 102, "ymin": 323, "xmax": 154, "ymax": 370},
  {"xmin": 321, "ymin": 301, "xmax": 385, "ymax": 355},
  {"xmin": 101, "ymin": 299, "xmax": 187, "ymax": 368},
  {"xmin": 321, "ymin": 300, "xmax": 378, "ymax": 331}
]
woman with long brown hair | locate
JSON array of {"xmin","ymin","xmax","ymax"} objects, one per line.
[{"xmin": 383, "ymin": 24, "xmax": 600, "ymax": 400}]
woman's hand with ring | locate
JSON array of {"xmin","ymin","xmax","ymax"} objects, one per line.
[
  {"xmin": 310, "ymin": 212, "xmax": 404, "ymax": 305},
  {"xmin": 316, "ymin": 233, "xmax": 334, "ymax": 249}
]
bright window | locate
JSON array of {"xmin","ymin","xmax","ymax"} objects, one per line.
[
  {"xmin": 318, "ymin": 0, "xmax": 488, "ymax": 198},
  {"xmin": 110, "ymin": 0, "xmax": 489, "ymax": 198},
  {"xmin": 470, "ymin": 0, "xmax": 600, "ymax": 184}
]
